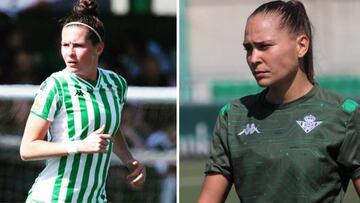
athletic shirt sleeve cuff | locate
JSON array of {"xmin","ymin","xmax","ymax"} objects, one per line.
[
  {"xmin": 30, "ymin": 111, "xmax": 53, "ymax": 122},
  {"xmin": 205, "ymin": 163, "xmax": 233, "ymax": 182},
  {"xmin": 351, "ymin": 167, "xmax": 360, "ymax": 180}
]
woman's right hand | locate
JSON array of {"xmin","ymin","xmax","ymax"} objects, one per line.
[{"xmin": 76, "ymin": 125, "xmax": 114, "ymax": 153}]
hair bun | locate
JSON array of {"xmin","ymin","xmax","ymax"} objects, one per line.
[{"xmin": 74, "ymin": 0, "xmax": 98, "ymax": 17}]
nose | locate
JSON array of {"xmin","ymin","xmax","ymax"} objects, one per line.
[
  {"xmin": 247, "ymin": 48, "xmax": 261, "ymax": 66},
  {"xmin": 65, "ymin": 45, "xmax": 75, "ymax": 57}
]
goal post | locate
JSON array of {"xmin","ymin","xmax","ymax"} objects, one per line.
[{"xmin": 0, "ymin": 85, "xmax": 176, "ymax": 103}]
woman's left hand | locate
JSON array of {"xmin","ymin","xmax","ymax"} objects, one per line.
[{"xmin": 126, "ymin": 160, "xmax": 146, "ymax": 187}]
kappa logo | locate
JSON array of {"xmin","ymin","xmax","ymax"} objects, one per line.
[
  {"xmin": 75, "ymin": 89, "xmax": 84, "ymax": 96},
  {"xmin": 238, "ymin": 123, "xmax": 260, "ymax": 135},
  {"xmin": 296, "ymin": 114, "xmax": 322, "ymax": 133}
]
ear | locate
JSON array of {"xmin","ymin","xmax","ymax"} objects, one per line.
[
  {"xmin": 296, "ymin": 34, "xmax": 309, "ymax": 58},
  {"xmin": 96, "ymin": 42, "xmax": 104, "ymax": 56}
]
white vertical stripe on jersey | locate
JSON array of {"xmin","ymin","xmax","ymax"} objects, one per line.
[
  {"xmin": 82, "ymin": 91, "xmax": 100, "ymax": 202},
  {"xmin": 84, "ymin": 153, "xmax": 99, "ymax": 203},
  {"xmin": 71, "ymin": 80, "xmax": 93, "ymax": 202},
  {"xmin": 28, "ymin": 158, "xmax": 60, "ymax": 201},
  {"xmin": 58, "ymin": 74, "xmax": 81, "ymax": 201},
  {"xmin": 89, "ymin": 87, "xmax": 108, "ymax": 202},
  {"xmin": 96, "ymin": 74, "xmax": 119, "ymax": 199},
  {"xmin": 46, "ymin": 81, "xmax": 59, "ymax": 120},
  {"xmin": 95, "ymin": 89, "xmax": 110, "ymax": 202}
]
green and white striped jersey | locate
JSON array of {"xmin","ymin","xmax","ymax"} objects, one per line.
[{"xmin": 26, "ymin": 67, "xmax": 127, "ymax": 203}]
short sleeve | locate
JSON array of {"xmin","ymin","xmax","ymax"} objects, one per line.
[
  {"xmin": 122, "ymin": 79, "xmax": 128, "ymax": 104},
  {"xmin": 117, "ymin": 75, "xmax": 127, "ymax": 104},
  {"xmin": 205, "ymin": 105, "xmax": 233, "ymax": 181},
  {"xmin": 337, "ymin": 102, "xmax": 360, "ymax": 179},
  {"xmin": 30, "ymin": 77, "xmax": 61, "ymax": 121},
  {"xmin": 108, "ymin": 72, "xmax": 127, "ymax": 105}
]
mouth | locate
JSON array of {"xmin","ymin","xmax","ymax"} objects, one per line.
[
  {"xmin": 253, "ymin": 70, "xmax": 268, "ymax": 79},
  {"xmin": 67, "ymin": 61, "xmax": 78, "ymax": 66}
]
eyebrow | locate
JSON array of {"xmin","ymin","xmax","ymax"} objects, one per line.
[
  {"xmin": 61, "ymin": 40, "xmax": 85, "ymax": 44},
  {"xmin": 243, "ymin": 42, "xmax": 250, "ymax": 48},
  {"xmin": 243, "ymin": 40, "xmax": 275, "ymax": 47}
]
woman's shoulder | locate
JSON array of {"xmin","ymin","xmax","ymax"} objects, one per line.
[
  {"xmin": 315, "ymin": 86, "xmax": 359, "ymax": 114},
  {"xmin": 38, "ymin": 69, "xmax": 67, "ymax": 86},
  {"xmin": 99, "ymin": 68, "xmax": 127, "ymax": 83},
  {"xmin": 219, "ymin": 92, "xmax": 262, "ymax": 117}
]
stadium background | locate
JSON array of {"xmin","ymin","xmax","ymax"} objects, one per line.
[
  {"xmin": 180, "ymin": 0, "xmax": 360, "ymax": 202},
  {"xmin": 0, "ymin": 0, "xmax": 176, "ymax": 202}
]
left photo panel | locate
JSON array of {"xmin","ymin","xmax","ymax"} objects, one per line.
[{"xmin": 0, "ymin": 0, "xmax": 176, "ymax": 202}]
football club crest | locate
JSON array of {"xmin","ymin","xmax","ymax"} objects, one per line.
[{"xmin": 296, "ymin": 114, "xmax": 322, "ymax": 133}]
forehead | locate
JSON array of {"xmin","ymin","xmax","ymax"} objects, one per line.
[
  {"xmin": 61, "ymin": 25, "xmax": 89, "ymax": 42},
  {"xmin": 244, "ymin": 13, "xmax": 285, "ymax": 42}
]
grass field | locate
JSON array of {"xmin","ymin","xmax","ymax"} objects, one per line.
[{"xmin": 180, "ymin": 159, "xmax": 359, "ymax": 203}]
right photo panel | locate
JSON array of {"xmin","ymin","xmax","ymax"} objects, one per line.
[{"xmin": 180, "ymin": 0, "xmax": 360, "ymax": 203}]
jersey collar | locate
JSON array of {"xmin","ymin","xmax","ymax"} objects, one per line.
[
  {"xmin": 65, "ymin": 67, "xmax": 103, "ymax": 89},
  {"xmin": 259, "ymin": 85, "xmax": 318, "ymax": 110}
]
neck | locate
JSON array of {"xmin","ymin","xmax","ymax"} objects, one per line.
[
  {"xmin": 266, "ymin": 71, "xmax": 313, "ymax": 104},
  {"xmin": 85, "ymin": 68, "xmax": 98, "ymax": 81},
  {"xmin": 72, "ymin": 67, "xmax": 98, "ymax": 81}
]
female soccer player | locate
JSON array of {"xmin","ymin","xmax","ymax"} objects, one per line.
[
  {"xmin": 20, "ymin": 0, "xmax": 145, "ymax": 202},
  {"xmin": 198, "ymin": 1, "xmax": 360, "ymax": 202}
]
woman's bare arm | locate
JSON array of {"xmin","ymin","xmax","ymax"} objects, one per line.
[
  {"xmin": 20, "ymin": 114, "xmax": 113, "ymax": 160},
  {"xmin": 197, "ymin": 174, "xmax": 232, "ymax": 203},
  {"xmin": 20, "ymin": 114, "xmax": 67, "ymax": 160},
  {"xmin": 112, "ymin": 130, "xmax": 146, "ymax": 186},
  {"xmin": 353, "ymin": 177, "xmax": 360, "ymax": 197}
]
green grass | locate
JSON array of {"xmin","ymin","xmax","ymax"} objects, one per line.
[{"xmin": 180, "ymin": 159, "xmax": 359, "ymax": 203}]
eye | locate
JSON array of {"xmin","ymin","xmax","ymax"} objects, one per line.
[
  {"xmin": 62, "ymin": 43, "xmax": 69, "ymax": 47},
  {"xmin": 258, "ymin": 44, "xmax": 271, "ymax": 51},
  {"xmin": 243, "ymin": 44, "xmax": 252, "ymax": 53},
  {"xmin": 73, "ymin": 43, "xmax": 83, "ymax": 48}
]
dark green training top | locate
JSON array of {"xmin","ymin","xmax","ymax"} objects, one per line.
[{"xmin": 205, "ymin": 86, "xmax": 360, "ymax": 203}]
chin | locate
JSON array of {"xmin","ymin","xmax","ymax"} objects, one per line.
[
  {"xmin": 255, "ymin": 78, "xmax": 271, "ymax": 88},
  {"xmin": 67, "ymin": 65, "xmax": 79, "ymax": 72}
]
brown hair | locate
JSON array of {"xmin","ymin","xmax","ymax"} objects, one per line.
[
  {"xmin": 61, "ymin": 0, "xmax": 104, "ymax": 45},
  {"xmin": 250, "ymin": 0, "xmax": 314, "ymax": 84}
]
